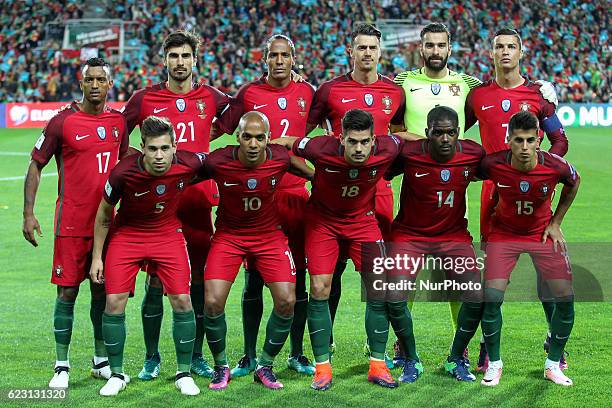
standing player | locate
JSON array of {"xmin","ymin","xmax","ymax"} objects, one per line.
[
  {"xmin": 216, "ymin": 35, "xmax": 316, "ymax": 376},
  {"xmin": 202, "ymin": 112, "xmax": 306, "ymax": 391},
  {"xmin": 90, "ymin": 116, "xmax": 204, "ymax": 396},
  {"xmin": 274, "ymin": 109, "xmax": 403, "ymax": 390},
  {"xmin": 465, "ymin": 28, "xmax": 570, "ymax": 371},
  {"xmin": 306, "ymin": 23, "xmax": 405, "ymax": 361},
  {"xmin": 384, "ymin": 106, "xmax": 485, "ymax": 383},
  {"xmin": 22, "ymin": 58, "xmax": 128, "ymax": 389},
  {"xmin": 122, "ymin": 30, "xmax": 230, "ymax": 380},
  {"xmin": 476, "ymin": 111, "xmax": 579, "ymax": 387}
]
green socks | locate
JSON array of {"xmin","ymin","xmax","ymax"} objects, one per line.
[
  {"xmin": 241, "ymin": 270, "xmax": 264, "ymax": 358},
  {"xmin": 141, "ymin": 283, "xmax": 164, "ymax": 357},
  {"xmin": 450, "ymin": 302, "xmax": 483, "ymax": 358},
  {"xmin": 482, "ymin": 288, "xmax": 505, "ymax": 362},
  {"xmin": 204, "ymin": 312, "xmax": 227, "ymax": 366},
  {"xmin": 53, "ymin": 298, "xmax": 75, "ymax": 362},
  {"xmin": 260, "ymin": 311, "xmax": 293, "ymax": 366},
  {"xmin": 548, "ymin": 296, "xmax": 575, "ymax": 362},
  {"xmin": 102, "ymin": 312, "xmax": 126, "ymax": 374},
  {"xmin": 90, "ymin": 298, "xmax": 107, "ymax": 357},
  {"xmin": 290, "ymin": 270, "xmax": 308, "ymax": 356},
  {"xmin": 308, "ymin": 297, "xmax": 332, "ymax": 363},
  {"xmin": 449, "ymin": 301, "xmax": 462, "ymax": 331},
  {"xmin": 173, "ymin": 310, "xmax": 196, "ymax": 372},
  {"xmin": 365, "ymin": 301, "xmax": 389, "ymax": 360},
  {"xmin": 190, "ymin": 284, "xmax": 205, "ymax": 356},
  {"xmin": 387, "ymin": 301, "xmax": 418, "ymax": 360}
]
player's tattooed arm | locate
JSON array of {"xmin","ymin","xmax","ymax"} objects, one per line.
[
  {"xmin": 271, "ymin": 136, "xmax": 299, "ymax": 149},
  {"xmin": 210, "ymin": 121, "xmax": 227, "ymax": 142},
  {"xmin": 90, "ymin": 199, "xmax": 115, "ymax": 284},
  {"xmin": 22, "ymin": 160, "xmax": 45, "ymax": 247},
  {"xmin": 288, "ymin": 155, "xmax": 314, "ymax": 181},
  {"xmin": 542, "ymin": 177, "xmax": 580, "ymax": 252}
]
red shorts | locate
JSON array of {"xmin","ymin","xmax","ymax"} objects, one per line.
[
  {"xmin": 177, "ymin": 180, "xmax": 217, "ymax": 232},
  {"xmin": 375, "ymin": 180, "xmax": 394, "ymax": 240},
  {"xmin": 485, "ymin": 232, "xmax": 573, "ymax": 281},
  {"xmin": 480, "ymin": 180, "xmax": 498, "ymax": 242},
  {"xmin": 205, "ymin": 230, "xmax": 296, "ymax": 283},
  {"xmin": 275, "ymin": 187, "xmax": 309, "ymax": 270},
  {"xmin": 51, "ymin": 236, "xmax": 93, "ymax": 286},
  {"xmin": 104, "ymin": 237, "xmax": 191, "ymax": 295},
  {"xmin": 305, "ymin": 211, "xmax": 384, "ymax": 275}
]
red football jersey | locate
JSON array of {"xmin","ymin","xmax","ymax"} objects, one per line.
[
  {"xmin": 217, "ymin": 76, "xmax": 315, "ymax": 190},
  {"xmin": 391, "ymin": 139, "xmax": 485, "ymax": 239},
  {"xmin": 465, "ymin": 80, "xmax": 568, "ymax": 155},
  {"xmin": 31, "ymin": 101, "xmax": 128, "ymax": 237},
  {"xmin": 292, "ymin": 134, "xmax": 402, "ymax": 220},
  {"xmin": 123, "ymin": 82, "xmax": 230, "ymax": 153},
  {"xmin": 204, "ymin": 144, "xmax": 290, "ymax": 234},
  {"xmin": 104, "ymin": 150, "xmax": 207, "ymax": 242},
  {"xmin": 477, "ymin": 150, "xmax": 579, "ymax": 236}
]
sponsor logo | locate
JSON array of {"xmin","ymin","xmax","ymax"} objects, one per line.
[
  {"xmin": 104, "ymin": 342, "xmax": 120, "ymax": 347},
  {"xmin": 134, "ymin": 191, "xmax": 150, "ymax": 197},
  {"xmin": 277, "ymin": 97, "xmax": 287, "ymax": 110},
  {"xmin": 9, "ymin": 105, "xmax": 29, "ymax": 126},
  {"xmin": 54, "ymin": 265, "xmax": 62, "ymax": 277},
  {"xmin": 409, "ymin": 88, "xmax": 422, "ymax": 92},
  {"xmin": 364, "ymin": 93, "xmax": 374, "ymax": 106},
  {"xmin": 496, "ymin": 183, "xmax": 511, "ymax": 188},
  {"xmin": 324, "ymin": 167, "xmax": 340, "ymax": 173},
  {"xmin": 373, "ymin": 329, "xmax": 389, "ymax": 334},
  {"xmin": 247, "ymin": 178, "xmax": 257, "ymax": 189},
  {"xmin": 75, "ymin": 134, "xmax": 90, "ymax": 141},
  {"xmin": 112, "ymin": 126, "xmax": 119, "ymax": 139},
  {"xmin": 519, "ymin": 180, "xmax": 530, "ymax": 193},
  {"xmin": 143, "ymin": 313, "xmax": 162, "ymax": 318},
  {"xmin": 97, "ymin": 126, "xmax": 106, "ymax": 140},
  {"xmin": 415, "ymin": 172, "xmax": 429, "ymax": 178},
  {"xmin": 440, "ymin": 169, "xmax": 451, "ymax": 182},
  {"xmin": 270, "ymin": 177, "xmax": 277, "ymax": 188},
  {"xmin": 501, "ymin": 99, "xmax": 511, "ymax": 112},
  {"xmin": 196, "ymin": 99, "xmax": 206, "ymax": 119},
  {"xmin": 310, "ymin": 328, "xmax": 325, "ymax": 335},
  {"xmin": 369, "ymin": 167, "xmax": 377, "ymax": 178},
  {"xmin": 223, "ymin": 181, "xmax": 239, "ymax": 187},
  {"xmin": 541, "ymin": 184, "xmax": 549, "ymax": 195},
  {"xmin": 177, "ymin": 180, "xmax": 185, "ymax": 191},
  {"xmin": 253, "ymin": 103, "xmax": 268, "ymax": 110},
  {"xmin": 156, "ymin": 184, "xmax": 166, "ymax": 195},
  {"xmin": 153, "ymin": 107, "xmax": 168, "ymax": 114},
  {"xmin": 176, "ymin": 98, "xmax": 186, "ymax": 112},
  {"xmin": 341, "ymin": 98, "xmax": 356, "ymax": 103},
  {"xmin": 481, "ymin": 105, "xmax": 494, "ymax": 111},
  {"xmin": 269, "ymin": 339, "xmax": 285, "ymax": 345},
  {"xmin": 431, "ymin": 83, "xmax": 441, "ymax": 95},
  {"xmin": 179, "ymin": 338, "xmax": 195, "ymax": 344}
]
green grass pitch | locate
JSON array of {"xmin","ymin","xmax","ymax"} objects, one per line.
[{"xmin": 0, "ymin": 126, "xmax": 609, "ymax": 407}]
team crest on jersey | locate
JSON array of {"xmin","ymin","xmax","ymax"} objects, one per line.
[
  {"xmin": 369, "ymin": 167, "xmax": 378, "ymax": 178},
  {"xmin": 297, "ymin": 97, "xmax": 307, "ymax": 116},
  {"xmin": 247, "ymin": 178, "xmax": 258, "ymax": 190},
  {"xmin": 96, "ymin": 126, "xmax": 106, "ymax": 140},
  {"xmin": 382, "ymin": 95, "xmax": 392, "ymax": 114},
  {"xmin": 177, "ymin": 179, "xmax": 185, "ymax": 191},
  {"xmin": 349, "ymin": 169, "xmax": 359, "ymax": 179},
  {"xmin": 431, "ymin": 83, "xmax": 441, "ymax": 95},
  {"xmin": 440, "ymin": 169, "xmax": 451, "ymax": 182},
  {"xmin": 270, "ymin": 177, "xmax": 277, "ymax": 188},
  {"xmin": 196, "ymin": 99, "xmax": 207, "ymax": 119},
  {"xmin": 156, "ymin": 184, "xmax": 166, "ymax": 195},
  {"xmin": 519, "ymin": 180, "xmax": 530, "ymax": 193},
  {"xmin": 540, "ymin": 184, "xmax": 549, "ymax": 196},
  {"xmin": 54, "ymin": 265, "xmax": 63, "ymax": 277},
  {"xmin": 449, "ymin": 83, "xmax": 461, "ymax": 96},
  {"xmin": 463, "ymin": 167, "xmax": 471, "ymax": 180},
  {"xmin": 364, "ymin": 93, "xmax": 374, "ymax": 106},
  {"xmin": 519, "ymin": 102, "xmax": 531, "ymax": 112},
  {"xmin": 277, "ymin": 97, "xmax": 287, "ymax": 110},
  {"xmin": 501, "ymin": 99, "xmax": 511, "ymax": 112},
  {"xmin": 112, "ymin": 126, "xmax": 119, "ymax": 139},
  {"xmin": 176, "ymin": 98, "xmax": 186, "ymax": 112}
]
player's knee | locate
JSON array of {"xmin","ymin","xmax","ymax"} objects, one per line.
[
  {"xmin": 105, "ymin": 294, "xmax": 128, "ymax": 314},
  {"xmin": 204, "ymin": 297, "xmax": 225, "ymax": 316},
  {"xmin": 310, "ymin": 279, "xmax": 331, "ymax": 299},
  {"xmin": 169, "ymin": 294, "xmax": 192, "ymax": 312},
  {"xmin": 57, "ymin": 285, "xmax": 79, "ymax": 302},
  {"xmin": 274, "ymin": 296, "xmax": 295, "ymax": 317}
]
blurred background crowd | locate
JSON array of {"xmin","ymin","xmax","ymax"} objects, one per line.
[{"xmin": 0, "ymin": 0, "xmax": 608, "ymax": 103}]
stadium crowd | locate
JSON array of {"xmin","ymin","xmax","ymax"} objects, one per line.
[{"xmin": 0, "ymin": 0, "xmax": 608, "ymax": 103}]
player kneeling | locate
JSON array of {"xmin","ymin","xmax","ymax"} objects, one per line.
[
  {"xmin": 202, "ymin": 112, "xmax": 308, "ymax": 390},
  {"xmin": 90, "ymin": 117, "xmax": 207, "ymax": 396},
  {"xmin": 477, "ymin": 111, "xmax": 580, "ymax": 386}
]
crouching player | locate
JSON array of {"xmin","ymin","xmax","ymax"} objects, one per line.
[
  {"xmin": 202, "ymin": 112, "xmax": 309, "ymax": 390},
  {"xmin": 90, "ymin": 116, "xmax": 205, "ymax": 396},
  {"xmin": 384, "ymin": 106, "xmax": 485, "ymax": 383},
  {"xmin": 476, "ymin": 111, "xmax": 580, "ymax": 386}
]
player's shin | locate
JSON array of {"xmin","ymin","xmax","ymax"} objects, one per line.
[
  {"xmin": 203, "ymin": 313, "xmax": 228, "ymax": 366},
  {"xmin": 290, "ymin": 270, "xmax": 308, "ymax": 356},
  {"xmin": 328, "ymin": 259, "xmax": 346, "ymax": 344},
  {"xmin": 365, "ymin": 301, "xmax": 390, "ymax": 360},
  {"xmin": 90, "ymin": 298, "xmax": 107, "ymax": 358},
  {"xmin": 386, "ymin": 301, "xmax": 418, "ymax": 360},
  {"xmin": 173, "ymin": 310, "xmax": 196, "ymax": 373},
  {"xmin": 190, "ymin": 284, "xmax": 205, "ymax": 355},
  {"xmin": 54, "ymin": 298, "xmax": 75, "ymax": 363},
  {"xmin": 141, "ymin": 283, "xmax": 164, "ymax": 357},
  {"xmin": 102, "ymin": 313, "xmax": 126, "ymax": 374},
  {"xmin": 482, "ymin": 288, "xmax": 505, "ymax": 362},
  {"xmin": 242, "ymin": 270, "xmax": 264, "ymax": 358},
  {"xmin": 450, "ymin": 302, "xmax": 483, "ymax": 358},
  {"xmin": 260, "ymin": 311, "xmax": 294, "ymax": 366},
  {"xmin": 307, "ymin": 297, "xmax": 332, "ymax": 363},
  {"xmin": 548, "ymin": 296, "xmax": 574, "ymax": 362}
]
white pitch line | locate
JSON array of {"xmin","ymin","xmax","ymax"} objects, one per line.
[
  {"xmin": 0, "ymin": 152, "xmax": 30, "ymax": 156},
  {"xmin": 0, "ymin": 172, "xmax": 57, "ymax": 182}
]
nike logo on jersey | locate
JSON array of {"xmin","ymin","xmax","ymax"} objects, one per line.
[
  {"xmin": 496, "ymin": 183, "xmax": 511, "ymax": 188},
  {"xmin": 415, "ymin": 172, "xmax": 429, "ymax": 178},
  {"xmin": 153, "ymin": 107, "xmax": 168, "ymax": 113},
  {"xmin": 409, "ymin": 88, "xmax": 422, "ymax": 92},
  {"xmin": 223, "ymin": 181, "xmax": 240, "ymax": 187},
  {"xmin": 341, "ymin": 98, "xmax": 356, "ymax": 103},
  {"xmin": 75, "ymin": 134, "xmax": 90, "ymax": 140},
  {"xmin": 253, "ymin": 104, "xmax": 268, "ymax": 110},
  {"xmin": 325, "ymin": 168, "xmax": 340, "ymax": 173},
  {"xmin": 134, "ymin": 191, "xmax": 150, "ymax": 197},
  {"xmin": 481, "ymin": 105, "xmax": 494, "ymax": 110}
]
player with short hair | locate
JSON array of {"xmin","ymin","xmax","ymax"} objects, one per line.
[
  {"xmin": 306, "ymin": 23, "xmax": 405, "ymax": 365},
  {"xmin": 274, "ymin": 109, "xmax": 403, "ymax": 390},
  {"xmin": 385, "ymin": 106, "xmax": 485, "ymax": 383},
  {"xmin": 202, "ymin": 112, "xmax": 307, "ymax": 390},
  {"xmin": 22, "ymin": 58, "xmax": 128, "ymax": 389},
  {"xmin": 465, "ymin": 27, "xmax": 570, "ymax": 371},
  {"xmin": 122, "ymin": 30, "xmax": 230, "ymax": 380},
  {"xmin": 476, "ymin": 111, "xmax": 579, "ymax": 387},
  {"xmin": 216, "ymin": 34, "xmax": 316, "ymax": 377},
  {"xmin": 90, "ymin": 116, "xmax": 206, "ymax": 396}
]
